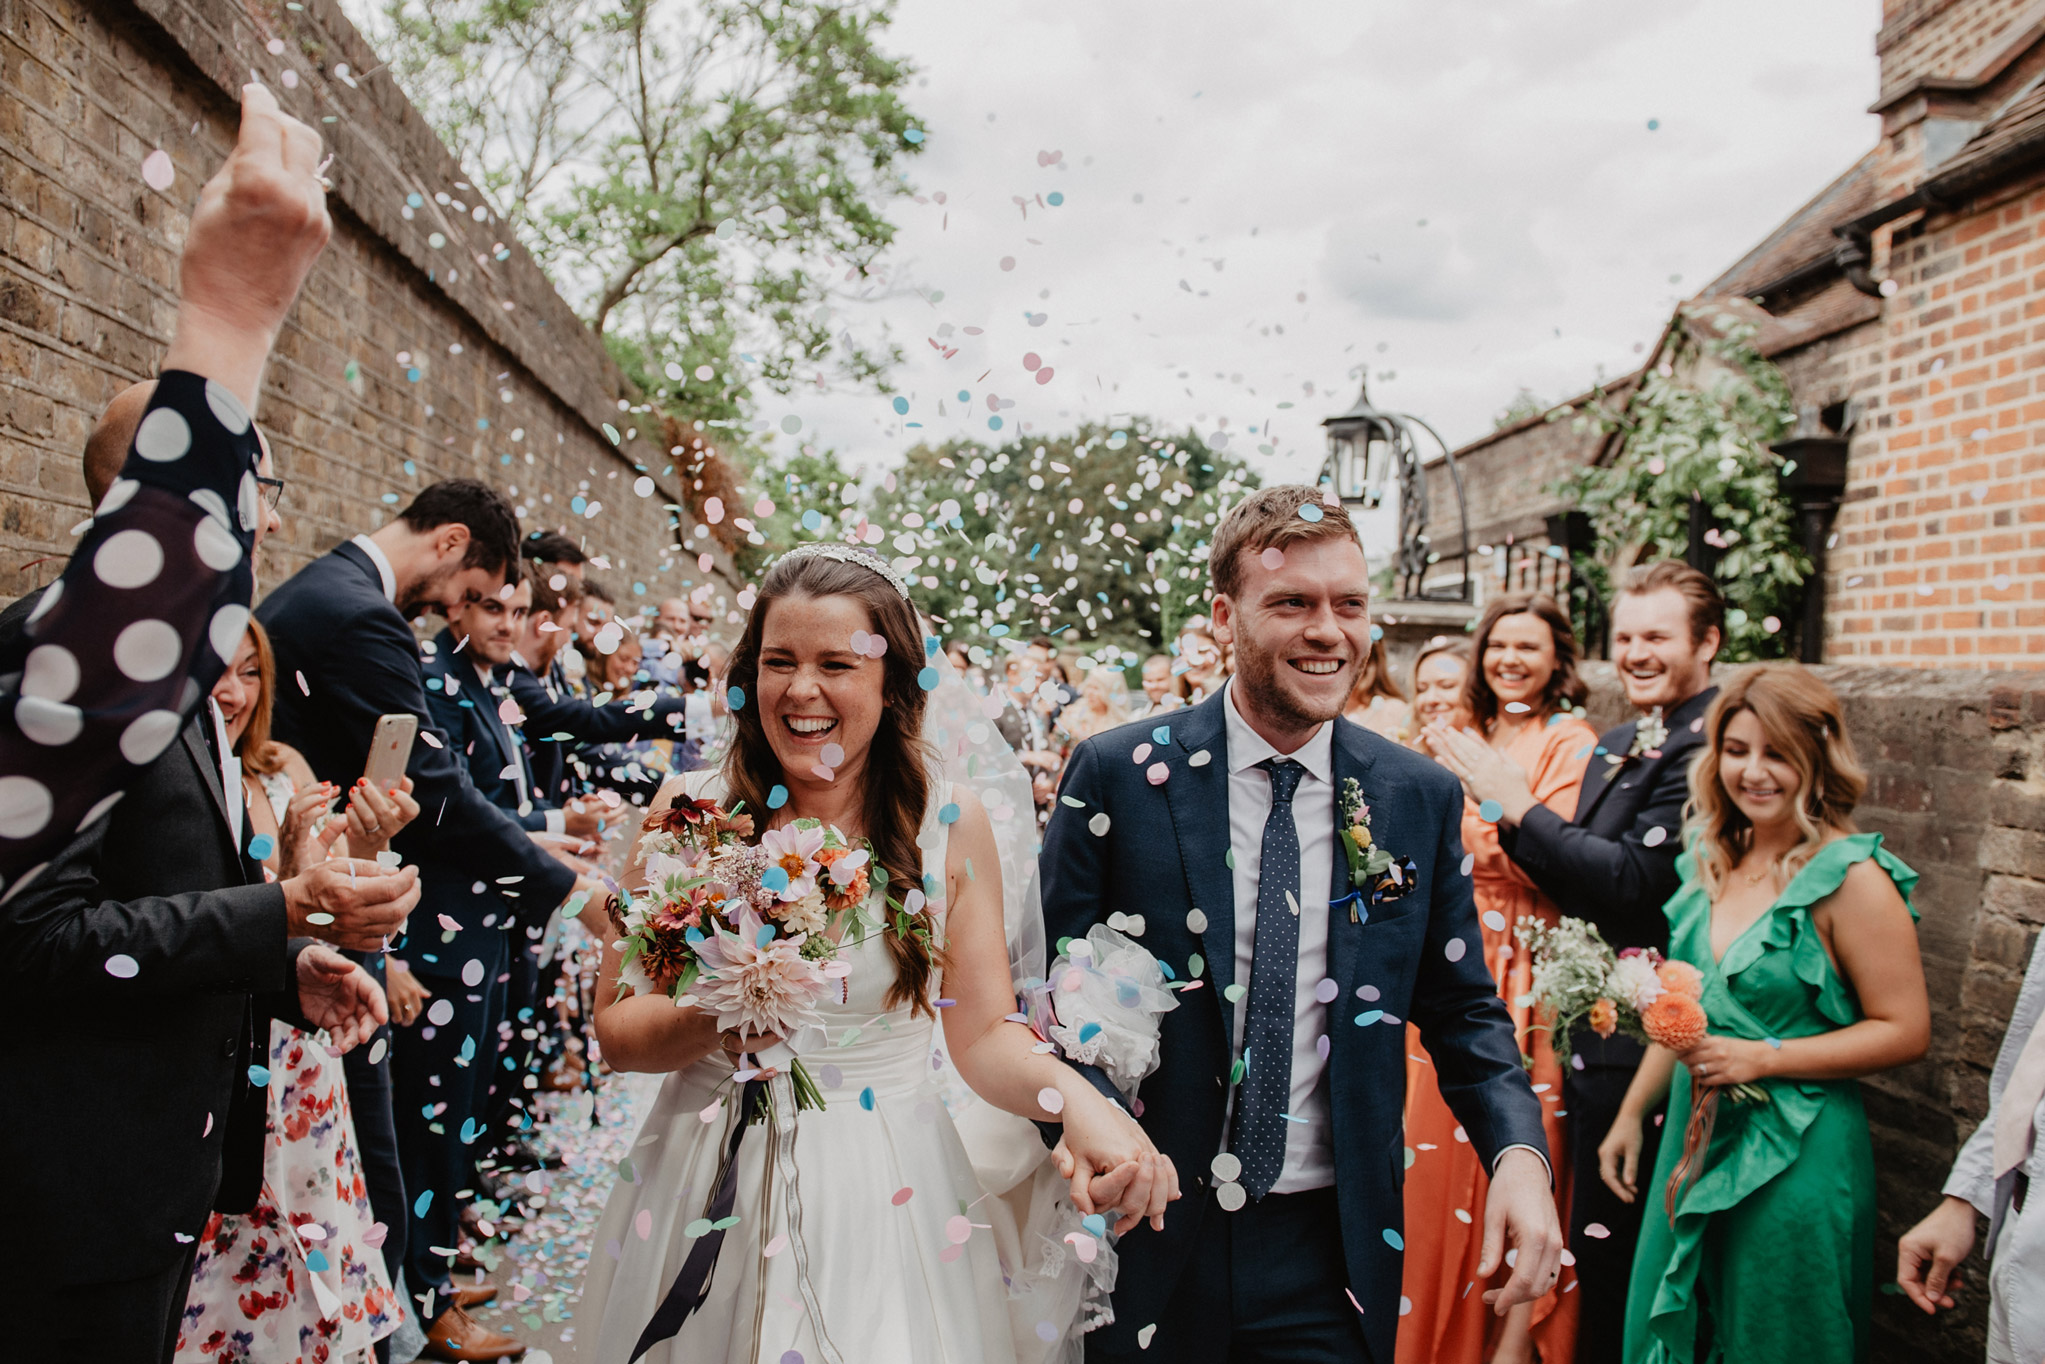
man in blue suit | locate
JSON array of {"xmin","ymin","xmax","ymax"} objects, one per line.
[{"xmin": 1040, "ymin": 486, "xmax": 1560, "ymax": 1363}]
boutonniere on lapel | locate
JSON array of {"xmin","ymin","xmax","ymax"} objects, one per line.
[
  {"xmin": 1336, "ymin": 778, "xmax": 1416, "ymax": 923},
  {"xmin": 1618, "ymin": 708, "xmax": 1668, "ymax": 765}
]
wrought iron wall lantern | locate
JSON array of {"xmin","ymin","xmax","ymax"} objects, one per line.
[{"xmin": 1319, "ymin": 377, "xmax": 1472, "ymax": 602}]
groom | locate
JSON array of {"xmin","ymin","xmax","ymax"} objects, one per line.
[{"xmin": 1041, "ymin": 486, "xmax": 1559, "ymax": 1362}]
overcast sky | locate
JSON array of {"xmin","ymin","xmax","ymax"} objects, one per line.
[{"xmin": 769, "ymin": 0, "xmax": 1882, "ymax": 495}]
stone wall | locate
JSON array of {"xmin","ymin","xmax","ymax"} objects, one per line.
[
  {"xmin": 0, "ymin": 0, "xmax": 726, "ymax": 609},
  {"xmin": 1582, "ymin": 660, "xmax": 2039, "ymax": 1361}
]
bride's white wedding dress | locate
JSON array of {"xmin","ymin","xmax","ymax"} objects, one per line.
[{"xmin": 577, "ymin": 767, "xmax": 1094, "ymax": 1364}]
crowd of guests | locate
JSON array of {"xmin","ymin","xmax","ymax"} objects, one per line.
[
  {"xmin": 0, "ymin": 90, "xmax": 736, "ymax": 1364},
  {"xmin": 4, "ymin": 81, "xmax": 2044, "ymax": 1364}
]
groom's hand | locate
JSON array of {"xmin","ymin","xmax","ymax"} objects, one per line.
[{"xmin": 1479, "ymin": 1147, "xmax": 1563, "ymax": 1315}]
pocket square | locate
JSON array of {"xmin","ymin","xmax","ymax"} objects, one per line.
[{"xmin": 1369, "ymin": 856, "xmax": 1419, "ymax": 906}]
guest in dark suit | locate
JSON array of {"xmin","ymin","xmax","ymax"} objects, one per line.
[
  {"xmin": 1040, "ymin": 487, "xmax": 1559, "ymax": 1364},
  {"xmin": 1433, "ymin": 560, "xmax": 1723, "ymax": 1364},
  {"xmin": 0, "ymin": 694, "xmax": 407, "ymax": 1362},
  {"xmin": 257, "ymin": 480, "xmax": 593, "ymax": 1360}
]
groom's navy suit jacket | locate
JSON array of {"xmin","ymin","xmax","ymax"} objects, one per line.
[{"xmin": 1040, "ymin": 690, "xmax": 1546, "ymax": 1363}]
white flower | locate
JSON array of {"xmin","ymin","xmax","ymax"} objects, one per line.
[
  {"xmin": 779, "ymin": 891, "xmax": 829, "ymax": 938},
  {"xmin": 1609, "ymin": 954, "xmax": 1665, "ymax": 1012}
]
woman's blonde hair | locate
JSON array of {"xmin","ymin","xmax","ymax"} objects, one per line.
[
  {"xmin": 1347, "ymin": 634, "xmax": 1405, "ymax": 711},
  {"xmin": 1065, "ymin": 667, "xmax": 1132, "ymax": 743},
  {"xmin": 1686, "ymin": 663, "xmax": 1866, "ymax": 898}
]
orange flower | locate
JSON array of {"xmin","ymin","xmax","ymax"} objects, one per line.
[
  {"xmin": 816, "ymin": 845, "xmax": 872, "ymax": 912},
  {"xmin": 1656, "ymin": 959, "xmax": 1705, "ymax": 1000},
  {"xmin": 1642, "ymin": 992, "xmax": 1709, "ymax": 1052},
  {"xmin": 1589, "ymin": 997, "xmax": 1618, "ymax": 1038}
]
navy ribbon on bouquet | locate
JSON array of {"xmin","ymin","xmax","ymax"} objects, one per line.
[{"xmin": 629, "ymin": 1076, "xmax": 767, "ymax": 1362}]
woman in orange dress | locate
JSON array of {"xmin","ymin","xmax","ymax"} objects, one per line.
[{"xmin": 1405, "ymin": 592, "xmax": 1596, "ymax": 1364}]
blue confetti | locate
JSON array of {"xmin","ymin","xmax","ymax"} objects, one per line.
[
  {"xmin": 1354, "ymin": 1010, "xmax": 1384, "ymax": 1027},
  {"xmin": 1478, "ymin": 799, "xmax": 1504, "ymax": 823},
  {"xmin": 768, "ymin": 784, "xmax": 789, "ymax": 809},
  {"xmin": 801, "ymin": 509, "xmax": 823, "ymax": 531},
  {"xmin": 728, "ymin": 686, "xmax": 746, "ymax": 710},
  {"xmin": 1383, "ymin": 1227, "xmax": 1404, "ymax": 1250},
  {"xmin": 1047, "ymin": 191, "xmax": 1065, "ymax": 206},
  {"xmin": 762, "ymin": 866, "xmax": 791, "ymax": 894},
  {"xmin": 859, "ymin": 1086, "xmax": 876, "ymax": 1110},
  {"xmin": 904, "ymin": 128, "xmax": 925, "ymax": 143},
  {"xmin": 247, "ymin": 1065, "xmax": 271, "ymax": 1087},
  {"xmin": 413, "ymin": 1189, "xmax": 433, "ymax": 1218},
  {"xmin": 918, "ymin": 666, "xmax": 941, "ymax": 690},
  {"xmin": 305, "ymin": 1248, "xmax": 330, "ymax": 1272},
  {"xmin": 1079, "ymin": 1022, "xmax": 1103, "ymax": 1043},
  {"xmin": 246, "ymin": 834, "xmax": 275, "ymax": 861},
  {"xmin": 1152, "ymin": 725, "xmax": 1171, "ymax": 744},
  {"xmin": 1369, "ymin": 624, "xmax": 1384, "ymax": 642},
  {"xmin": 1298, "ymin": 503, "xmax": 1324, "ymax": 523},
  {"xmin": 460, "ymin": 1117, "xmax": 481, "ymax": 1144},
  {"xmin": 756, "ymin": 924, "xmax": 778, "ymax": 948},
  {"xmin": 891, "ymin": 396, "xmax": 910, "ymax": 414},
  {"xmin": 1082, "ymin": 1213, "xmax": 1107, "ymax": 1237},
  {"xmin": 938, "ymin": 803, "xmax": 961, "ymax": 825}
]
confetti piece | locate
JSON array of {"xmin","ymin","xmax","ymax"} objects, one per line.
[
  {"xmin": 1445, "ymin": 938, "xmax": 1468, "ymax": 963},
  {"xmin": 1585, "ymin": 1222, "xmax": 1611, "ymax": 1238},
  {"xmin": 1478, "ymin": 799, "xmax": 1503, "ymax": 823},
  {"xmin": 764, "ymin": 1233, "xmax": 790, "ymax": 1257},
  {"xmin": 141, "ymin": 148, "xmax": 174, "ymax": 191},
  {"xmin": 891, "ymin": 1186, "xmax": 915, "ymax": 1206},
  {"xmin": 248, "ymin": 1065, "xmax": 270, "ymax": 1086},
  {"xmin": 946, "ymin": 1214, "xmax": 973, "ymax": 1244},
  {"xmin": 1088, "ymin": 813, "xmax": 1111, "ymax": 836},
  {"xmin": 1355, "ymin": 1009, "xmax": 1384, "ymax": 1027},
  {"xmin": 1210, "ymin": 1152, "xmax": 1241, "ymax": 1182},
  {"xmin": 768, "ymin": 784, "xmax": 789, "ymax": 809},
  {"xmin": 1643, "ymin": 826, "xmax": 1668, "ymax": 848},
  {"xmin": 1188, "ymin": 749, "xmax": 1213, "ymax": 767},
  {"xmin": 1298, "ymin": 504, "xmax": 1324, "ymax": 523},
  {"xmin": 634, "ymin": 1209, "xmax": 653, "ymax": 1240},
  {"xmin": 1259, "ymin": 547, "xmax": 1285, "ymax": 570},
  {"xmin": 860, "ymin": 1087, "xmax": 876, "ymax": 1110},
  {"xmin": 1383, "ymin": 1227, "xmax": 1404, "ymax": 1250},
  {"xmin": 1037, "ymin": 1086, "xmax": 1065, "ymax": 1114},
  {"xmin": 1146, "ymin": 762, "xmax": 1170, "ymax": 785},
  {"xmin": 727, "ymin": 686, "xmax": 746, "ymax": 710},
  {"xmin": 247, "ymin": 834, "xmax": 275, "ymax": 861},
  {"xmin": 1137, "ymin": 1324, "xmax": 1158, "ymax": 1349},
  {"xmin": 684, "ymin": 1217, "xmax": 712, "ymax": 1237},
  {"xmin": 105, "ymin": 953, "xmax": 139, "ymax": 979},
  {"xmin": 413, "ymin": 1190, "xmax": 433, "ymax": 1218}
]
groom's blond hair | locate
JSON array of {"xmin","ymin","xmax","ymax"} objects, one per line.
[{"xmin": 1208, "ymin": 485, "xmax": 1361, "ymax": 600}]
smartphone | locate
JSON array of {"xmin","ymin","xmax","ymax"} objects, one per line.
[{"xmin": 363, "ymin": 713, "xmax": 418, "ymax": 792}]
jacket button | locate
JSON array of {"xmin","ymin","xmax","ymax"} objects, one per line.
[{"xmin": 222, "ymin": 1036, "xmax": 238, "ymax": 1057}]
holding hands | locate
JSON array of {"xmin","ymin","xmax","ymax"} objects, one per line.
[{"xmin": 1050, "ymin": 1085, "xmax": 1181, "ymax": 1235}]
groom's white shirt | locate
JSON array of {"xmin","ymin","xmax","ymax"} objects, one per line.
[
  {"xmin": 1222, "ymin": 679, "xmax": 1337, "ymax": 1193},
  {"xmin": 1220, "ymin": 679, "xmax": 1549, "ymax": 1188}
]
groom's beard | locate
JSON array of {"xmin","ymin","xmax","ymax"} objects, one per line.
[{"xmin": 1232, "ymin": 637, "xmax": 1353, "ymax": 732}]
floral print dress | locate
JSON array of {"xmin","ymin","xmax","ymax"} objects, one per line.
[{"xmin": 176, "ymin": 1022, "xmax": 398, "ymax": 1363}]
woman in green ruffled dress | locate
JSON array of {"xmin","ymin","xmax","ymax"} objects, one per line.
[{"xmin": 1597, "ymin": 664, "xmax": 1930, "ymax": 1364}]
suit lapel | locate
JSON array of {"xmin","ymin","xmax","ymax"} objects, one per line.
[
  {"xmin": 1329, "ymin": 723, "xmax": 1390, "ymax": 998},
  {"xmin": 180, "ymin": 718, "xmax": 252, "ymax": 880},
  {"xmin": 1163, "ymin": 692, "xmax": 1238, "ymax": 1051},
  {"xmin": 1573, "ymin": 722, "xmax": 1634, "ymax": 825}
]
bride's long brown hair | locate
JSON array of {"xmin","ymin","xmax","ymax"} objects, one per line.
[{"xmin": 720, "ymin": 551, "xmax": 943, "ymax": 1017}]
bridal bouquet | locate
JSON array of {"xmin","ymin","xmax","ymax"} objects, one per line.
[
  {"xmin": 617, "ymin": 797, "xmax": 872, "ymax": 1113},
  {"xmin": 1514, "ymin": 915, "xmax": 1767, "ymax": 1106}
]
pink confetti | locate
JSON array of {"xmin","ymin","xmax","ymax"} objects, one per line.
[
  {"xmin": 1146, "ymin": 762, "xmax": 1170, "ymax": 785},
  {"xmin": 418, "ymin": 731, "xmax": 443, "ymax": 749},
  {"xmin": 634, "ymin": 1209, "xmax": 653, "ymax": 1240},
  {"xmin": 764, "ymin": 1233, "xmax": 790, "ymax": 1257},
  {"xmin": 698, "ymin": 552, "xmax": 714, "ymax": 572},
  {"xmin": 497, "ymin": 697, "xmax": 522, "ymax": 723},
  {"xmin": 295, "ymin": 670, "xmax": 311, "ymax": 697},
  {"xmin": 754, "ymin": 497, "xmax": 776, "ymax": 517},
  {"xmin": 1063, "ymin": 1231, "xmax": 1099, "ymax": 1262},
  {"xmin": 1036, "ymin": 367, "xmax": 1055, "ymax": 385},
  {"xmin": 1023, "ymin": 352, "xmax": 1042, "ymax": 371},
  {"xmin": 946, "ymin": 1215, "xmax": 973, "ymax": 1244},
  {"xmin": 1260, "ymin": 547, "xmax": 1286, "ymax": 570},
  {"xmin": 437, "ymin": 914, "xmax": 462, "ymax": 931},
  {"xmin": 1037, "ymin": 1086, "xmax": 1065, "ymax": 1115},
  {"xmin": 891, "ymin": 1186, "xmax": 915, "ymax": 1206},
  {"xmin": 141, "ymin": 149, "xmax": 175, "ymax": 192},
  {"xmin": 939, "ymin": 1243, "xmax": 965, "ymax": 1263},
  {"xmin": 704, "ymin": 496, "xmax": 724, "ymax": 523},
  {"xmin": 1346, "ymin": 1288, "xmax": 1367, "ymax": 1315},
  {"xmin": 203, "ymin": 1111, "xmax": 213, "ymax": 1137},
  {"xmin": 1584, "ymin": 1222, "xmax": 1611, "ymax": 1239},
  {"xmin": 362, "ymin": 1221, "xmax": 388, "ymax": 1248}
]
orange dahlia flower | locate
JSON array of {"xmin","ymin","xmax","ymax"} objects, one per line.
[
  {"xmin": 1642, "ymin": 992, "xmax": 1709, "ymax": 1052},
  {"xmin": 1656, "ymin": 959, "xmax": 1705, "ymax": 1000},
  {"xmin": 1589, "ymin": 998, "xmax": 1619, "ymax": 1038}
]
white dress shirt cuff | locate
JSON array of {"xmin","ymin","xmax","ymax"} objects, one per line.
[
  {"xmin": 544, "ymin": 809, "xmax": 566, "ymax": 836},
  {"xmin": 1493, "ymin": 1143, "xmax": 1553, "ymax": 1186}
]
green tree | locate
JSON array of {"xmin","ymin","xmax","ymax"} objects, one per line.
[
  {"xmin": 362, "ymin": 0, "xmax": 924, "ymax": 426},
  {"xmin": 866, "ymin": 421, "xmax": 1260, "ymax": 659},
  {"xmin": 1554, "ymin": 309, "xmax": 1807, "ymax": 661}
]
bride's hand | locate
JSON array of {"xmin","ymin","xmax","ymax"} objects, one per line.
[{"xmin": 1054, "ymin": 1088, "xmax": 1180, "ymax": 1234}]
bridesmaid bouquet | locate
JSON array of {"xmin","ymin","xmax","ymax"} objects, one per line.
[
  {"xmin": 1514, "ymin": 916, "xmax": 1767, "ymax": 1104},
  {"xmin": 617, "ymin": 798, "xmax": 872, "ymax": 1113}
]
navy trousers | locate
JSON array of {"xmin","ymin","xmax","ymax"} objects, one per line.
[
  {"xmin": 1088, "ymin": 1186, "xmax": 1369, "ymax": 1364},
  {"xmin": 1566, "ymin": 1034, "xmax": 1666, "ymax": 1364},
  {"xmin": 391, "ymin": 927, "xmax": 509, "ymax": 1297}
]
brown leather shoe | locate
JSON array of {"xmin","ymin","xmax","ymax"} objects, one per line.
[
  {"xmin": 451, "ymin": 1282, "xmax": 499, "ymax": 1308},
  {"xmin": 420, "ymin": 1304, "xmax": 524, "ymax": 1361}
]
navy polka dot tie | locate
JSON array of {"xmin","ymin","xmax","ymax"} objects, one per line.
[{"xmin": 1231, "ymin": 756, "xmax": 1304, "ymax": 1200}]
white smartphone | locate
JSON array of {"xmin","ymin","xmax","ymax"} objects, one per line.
[{"xmin": 363, "ymin": 713, "xmax": 418, "ymax": 792}]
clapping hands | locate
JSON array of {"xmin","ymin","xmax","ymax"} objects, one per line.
[{"xmin": 295, "ymin": 943, "xmax": 387, "ymax": 1053}]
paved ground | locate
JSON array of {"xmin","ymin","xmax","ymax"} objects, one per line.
[{"xmin": 450, "ymin": 1071, "xmax": 661, "ymax": 1364}]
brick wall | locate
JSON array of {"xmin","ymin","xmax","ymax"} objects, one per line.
[
  {"xmin": 0, "ymin": 0, "xmax": 726, "ymax": 610},
  {"xmin": 1827, "ymin": 175, "xmax": 2045, "ymax": 666},
  {"xmin": 1877, "ymin": 0, "xmax": 2044, "ymax": 103},
  {"xmin": 1582, "ymin": 660, "xmax": 2041, "ymax": 1361}
]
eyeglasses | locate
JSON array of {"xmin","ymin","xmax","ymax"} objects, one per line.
[{"xmin": 255, "ymin": 475, "xmax": 286, "ymax": 511}]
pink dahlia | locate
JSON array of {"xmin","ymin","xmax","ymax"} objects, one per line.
[{"xmin": 688, "ymin": 908, "xmax": 831, "ymax": 1040}]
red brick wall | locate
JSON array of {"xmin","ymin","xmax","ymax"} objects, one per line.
[
  {"xmin": 0, "ymin": 0, "xmax": 724, "ymax": 608},
  {"xmin": 1826, "ymin": 176, "xmax": 2045, "ymax": 666},
  {"xmin": 1877, "ymin": 0, "xmax": 2042, "ymax": 100}
]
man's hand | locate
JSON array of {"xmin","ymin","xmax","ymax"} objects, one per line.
[
  {"xmin": 568, "ymin": 876, "xmax": 614, "ymax": 935},
  {"xmin": 275, "ymin": 780, "xmax": 340, "ymax": 880},
  {"xmin": 282, "ymin": 859, "xmax": 419, "ymax": 950},
  {"xmin": 296, "ymin": 944, "xmax": 387, "ymax": 1053},
  {"xmin": 1423, "ymin": 725, "xmax": 1539, "ymax": 825},
  {"xmin": 563, "ymin": 799, "xmax": 604, "ymax": 840},
  {"xmin": 161, "ymin": 84, "xmax": 333, "ymax": 410},
  {"xmin": 384, "ymin": 957, "xmax": 431, "ymax": 1028},
  {"xmin": 1897, "ymin": 1196, "xmax": 1978, "ymax": 1314},
  {"xmin": 1479, "ymin": 1147, "xmax": 1563, "ymax": 1316}
]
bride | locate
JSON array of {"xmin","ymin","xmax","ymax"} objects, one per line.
[{"xmin": 577, "ymin": 543, "xmax": 1180, "ymax": 1363}]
